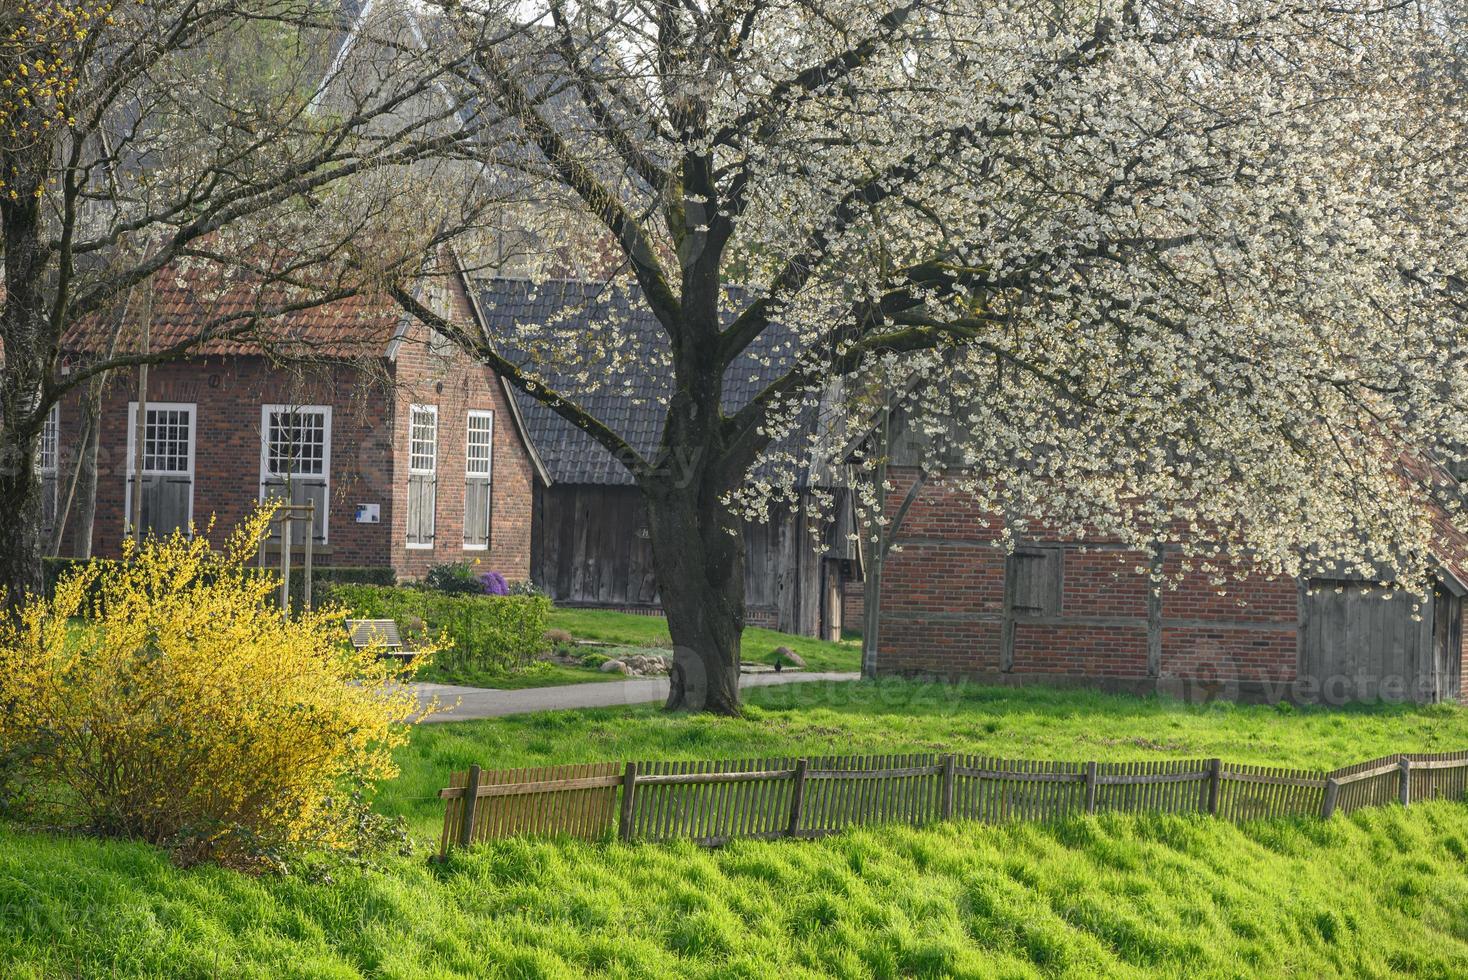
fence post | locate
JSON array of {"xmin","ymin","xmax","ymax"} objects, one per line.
[
  {"xmin": 1207, "ymin": 758, "xmax": 1222, "ymax": 816},
  {"xmin": 1399, "ymin": 757, "xmax": 1412, "ymax": 807},
  {"xmin": 942, "ymin": 754, "xmax": 956, "ymax": 820},
  {"xmin": 458, "ymin": 765, "xmax": 482, "ymax": 849},
  {"xmin": 1321, "ymin": 778, "xmax": 1340, "ymax": 819},
  {"xmin": 1085, "ymin": 761, "xmax": 1098, "ymax": 814},
  {"xmin": 787, "ymin": 758, "xmax": 809, "ymax": 838},
  {"xmin": 278, "ymin": 513, "xmax": 290, "ymax": 614},
  {"xmin": 619, "ymin": 762, "xmax": 637, "ymax": 840},
  {"xmin": 303, "ymin": 501, "xmax": 314, "ymax": 611}
]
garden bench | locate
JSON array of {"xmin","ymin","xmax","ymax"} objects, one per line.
[{"xmin": 345, "ymin": 619, "xmax": 415, "ymax": 664}]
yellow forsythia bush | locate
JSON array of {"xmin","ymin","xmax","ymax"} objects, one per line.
[{"xmin": 0, "ymin": 511, "xmax": 427, "ymax": 869}]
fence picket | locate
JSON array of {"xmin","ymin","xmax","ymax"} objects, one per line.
[{"xmin": 437, "ymin": 746, "xmax": 1468, "ymax": 856}]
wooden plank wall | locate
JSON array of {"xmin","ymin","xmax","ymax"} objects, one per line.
[
  {"xmin": 1301, "ymin": 580, "xmax": 1434, "ymax": 702},
  {"xmin": 530, "ymin": 484, "xmax": 832, "ymax": 635},
  {"xmin": 438, "ymin": 751, "xmax": 1468, "ymax": 856}
]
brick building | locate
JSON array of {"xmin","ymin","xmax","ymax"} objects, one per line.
[
  {"xmin": 50, "ymin": 266, "xmax": 538, "ymax": 581},
  {"xmin": 872, "ymin": 468, "xmax": 1468, "ymax": 705}
]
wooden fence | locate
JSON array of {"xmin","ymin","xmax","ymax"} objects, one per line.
[{"xmin": 437, "ymin": 749, "xmax": 1468, "ymax": 856}]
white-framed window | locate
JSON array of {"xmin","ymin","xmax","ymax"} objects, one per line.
[
  {"xmin": 464, "ymin": 410, "xmax": 493, "ymax": 550},
  {"xmin": 125, "ymin": 401, "xmax": 196, "ymax": 536},
  {"xmin": 37, "ymin": 403, "xmax": 59, "ymax": 535},
  {"xmin": 259, "ymin": 404, "xmax": 332, "ymax": 545},
  {"xmin": 407, "ymin": 404, "xmax": 437, "ymax": 548}
]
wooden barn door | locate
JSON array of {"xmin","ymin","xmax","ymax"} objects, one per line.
[
  {"xmin": 1301, "ymin": 580, "xmax": 1429, "ymax": 703},
  {"xmin": 1432, "ymin": 588, "xmax": 1463, "ymax": 702}
]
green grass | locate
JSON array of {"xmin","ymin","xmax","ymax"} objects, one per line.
[
  {"xmin": 7, "ymin": 804, "xmax": 1468, "ymax": 977},
  {"xmin": 10, "ymin": 679, "xmax": 1468, "ymax": 977},
  {"xmin": 414, "ymin": 660, "xmax": 617, "ymax": 690},
  {"xmin": 416, "ymin": 607, "xmax": 859, "ymax": 689},
  {"xmin": 381, "ymin": 678, "xmax": 1468, "ymax": 835},
  {"xmin": 547, "ymin": 607, "xmax": 861, "ymax": 672}
]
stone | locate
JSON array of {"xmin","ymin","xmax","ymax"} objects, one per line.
[
  {"xmin": 773, "ymin": 646, "xmax": 806, "ymax": 669},
  {"xmin": 620, "ymin": 654, "xmax": 669, "ymax": 676},
  {"xmin": 599, "ymin": 659, "xmax": 630, "ymax": 675}
]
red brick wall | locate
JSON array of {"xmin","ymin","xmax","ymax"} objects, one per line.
[
  {"xmin": 385, "ymin": 275, "xmax": 534, "ymax": 581},
  {"xmin": 58, "ymin": 357, "xmax": 398, "ymax": 565},
  {"xmin": 842, "ymin": 580, "xmax": 865, "ymax": 635},
  {"xmin": 874, "ymin": 468, "xmax": 1302, "ymax": 695}
]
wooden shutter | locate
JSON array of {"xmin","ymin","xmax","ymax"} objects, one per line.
[
  {"xmin": 1006, "ymin": 548, "xmax": 1061, "ymax": 617},
  {"xmin": 139, "ymin": 474, "xmax": 192, "ymax": 536},
  {"xmin": 408, "ymin": 473, "xmax": 436, "ymax": 545},
  {"xmin": 39, "ymin": 473, "xmax": 58, "ymax": 535},
  {"xmin": 464, "ymin": 478, "xmax": 491, "ymax": 548},
  {"xmin": 292, "ymin": 480, "xmax": 328, "ymax": 544}
]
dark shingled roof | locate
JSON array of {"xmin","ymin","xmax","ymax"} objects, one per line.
[{"xmin": 469, "ymin": 278, "xmax": 814, "ymax": 486}]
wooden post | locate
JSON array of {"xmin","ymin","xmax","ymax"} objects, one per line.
[
  {"xmin": 303, "ymin": 501, "xmax": 314, "ymax": 611},
  {"xmin": 128, "ymin": 294, "xmax": 151, "ymax": 540},
  {"xmin": 278, "ymin": 511, "xmax": 290, "ymax": 614},
  {"xmin": 1321, "ymin": 778, "xmax": 1340, "ymax": 819},
  {"xmin": 1399, "ymin": 757, "xmax": 1412, "ymax": 807},
  {"xmin": 459, "ymin": 765, "xmax": 482, "ymax": 849},
  {"xmin": 941, "ymin": 754, "xmax": 956, "ymax": 821},
  {"xmin": 618, "ymin": 762, "xmax": 637, "ymax": 840},
  {"xmin": 1085, "ymin": 761, "xmax": 1098, "ymax": 814},
  {"xmin": 787, "ymin": 758, "xmax": 808, "ymax": 837},
  {"xmin": 1207, "ymin": 758, "xmax": 1222, "ymax": 816}
]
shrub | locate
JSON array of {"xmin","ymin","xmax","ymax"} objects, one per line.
[
  {"xmin": 423, "ymin": 562, "xmax": 487, "ymax": 595},
  {"xmin": 423, "ymin": 562, "xmax": 518, "ymax": 598},
  {"xmin": 508, "ymin": 578, "xmax": 545, "ymax": 597},
  {"xmin": 323, "ymin": 583, "xmax": 551, "ymax": 676},
  {"xmin": 0, "ymin": 514, "xmax": 425, "ymax": 870}
]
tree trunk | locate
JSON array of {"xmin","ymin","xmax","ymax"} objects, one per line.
[
  {"xmin": 861, "ymin": 550, "xmax": 884, "ymax": 679},
  {"xmin": 1, "ymin": 182, "xmax": 53, "ymax": 610},
  {"xmin": 645, "ymin": 482, "xmax": 746, "ymax": 715},
  {"xmin": 0, "ymin": 435, "xmax": 47, "ymax": 607}
]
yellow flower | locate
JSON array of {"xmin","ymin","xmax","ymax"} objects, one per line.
[{"xmin": 0, "ymin": 508, "xmax": 434, "ymax": 869}]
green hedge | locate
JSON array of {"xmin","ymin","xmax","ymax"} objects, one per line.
[
  {"xmin": 320, "ymin": 583, "xmax": 550, "ymax": 674},
  {"xmin": 42, "ymin": 558, "xmax": 395, "ymax": 606}
]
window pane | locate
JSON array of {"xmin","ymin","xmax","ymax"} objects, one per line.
[
  {"xmin": 410, "ymin": 407, "xmax": 437, "ymax": 473},
  {"xmin": 140, "ymin": 407, "xmax": 191, "ymax": 473},
  {"xmin": 266, "ymin": 408, "xmax": 327, "ymax": 476},
  {"xmin": 36, "ymin": 405, "xmax": 59, "ymax": 473},
  {"xmin": 466, "ymin": 413, "xmax": 493, "ymax": 476}
]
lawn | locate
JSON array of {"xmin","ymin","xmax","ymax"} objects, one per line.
[
  {"xmin": 546, "ymin": 607, "xmax": 861, "ymax": 673},
  {"xmin": 6, "ymin": 802, "xmax": 1468, "ymax": 976},
  {"xmin": 382, "ymin": 678, "xmax": 1468, "ymax": 834},
  {"xmin": 8, "ymin": 679, "xmax": 1468, "ymax": 978},
  {"xmin": 416, "ymin": 659, "xmax": 620, "ymax": 690},
  {"xmin": 414, "ymin": 607, "xmax": 860, "ymax": 689}
]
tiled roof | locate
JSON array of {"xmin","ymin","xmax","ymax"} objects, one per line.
[
  {"xmin": 470, "ymin": 278, "xmax": 816, "ymax": 486},
  {"xmin": 61, "ymin": 262, "xmax": 406, "ymax": 361}
]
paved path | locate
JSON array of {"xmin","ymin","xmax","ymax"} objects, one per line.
[{"xmin": 414, "ymin": 671, "xmax": 861, "ymax": 722}]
